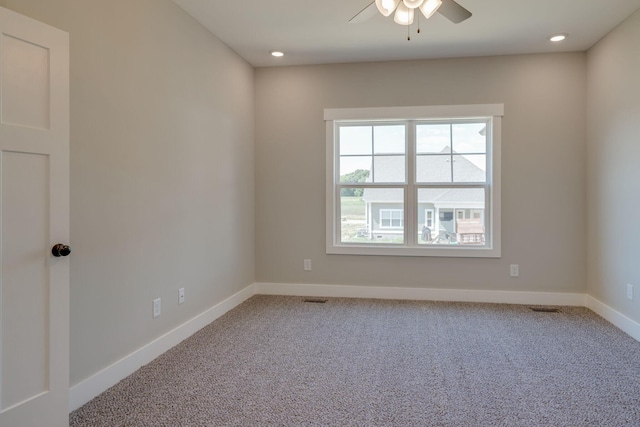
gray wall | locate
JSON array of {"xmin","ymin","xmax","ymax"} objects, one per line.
[
  {"xmin": 0, "ymin": 0, "xmax": 255, "ymax": 386},
  {"xmin": 255, "ymin": 53, "xmax": 587, "ymax": 292},
  {"xmin": 586, "ymin": 9, "xmax": 640, "ymax": 322}
]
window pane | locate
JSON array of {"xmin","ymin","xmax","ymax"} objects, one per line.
[
  {"xmin": 341, "ymin": 188, "xmax": 404, "ymax": 244},
  {"xmin": 374, "ymin": 125, "xmax": 405, "ymax": 154},
  {"xmin": 339, "ymin": 188, "xmax": 368, "ymax": 243},
  {"xmin": 373, "ymin": 155, "xmax": 405, "ymax": 183},
  {"xmin": 340, "ymin": 156, "xmax": 371, "ymax": 182},
  {"xmin": 453, "ymin": 154, "xmax": 486, "ymax": 182},
  {"xmin": 452, "ymin": 123, "xmax": 486, "ymax": 154},
  {"xmin": 417, "ymin": 188, "xmax": 486, "ymax": 246},
  {"xmin": 340, "ymin": 126, "xmax": 372, "ymax": 155},
  {"xmin": 416, "ymin": 124, "xmax": 451, "ymax": 154},
  {"xmin": 416, "ymin": 155, "xmax": 452, "ymax": 183}
]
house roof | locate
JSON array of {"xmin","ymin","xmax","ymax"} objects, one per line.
[
  {"xmin": 363, "ymin": 148, "xmax": 485, "ymax": 204},
  {"xmin": 362, "ymin": 187, "xmax": 484, "ymax": 204},
  {"xmin": 363, "ymin": 146, "xmax": 485, "ymax": 184}
]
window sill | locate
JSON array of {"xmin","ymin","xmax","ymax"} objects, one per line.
[{"xmin": 327, "ymin": 244, "xmax": 501, "ymax": 258}]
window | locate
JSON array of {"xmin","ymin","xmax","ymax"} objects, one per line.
[
  {"xmin": 325, "ymin": 104, "xmax": 502, "ymax": 257},
  {"xmin": 380, "ymin": 209, "xmax": 404, "ymax": 228}
]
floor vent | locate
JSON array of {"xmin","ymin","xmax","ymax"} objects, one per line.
[
  {"xmin": 304, "ymin": 299, "xmax": 328, "ymax": 304},
  {"xmin": 530, "ymin": 307, "xmax": 561, "ymax": 313}
]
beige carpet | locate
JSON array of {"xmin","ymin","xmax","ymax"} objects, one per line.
[{"xmin": 70, "ymin": 295, "xmax": 640, "ymax": 426}]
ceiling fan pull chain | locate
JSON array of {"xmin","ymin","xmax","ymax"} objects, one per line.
[
  {"xmin": 417, "ymin": 11, "xmax": 421, "ymax": 33},
  {"xmin": 407, "ymin": 22, "xmax": 411, "ymax": 40}
]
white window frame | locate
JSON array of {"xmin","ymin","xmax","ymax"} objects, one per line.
[{"xmin": 325, "ymin": 104, "xmax": 502, "ymax": 257}]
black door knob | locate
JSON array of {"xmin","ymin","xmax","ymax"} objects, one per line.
[{"xmin": 52, "ymin": 244, "xmax": 71, "ymax": 257}]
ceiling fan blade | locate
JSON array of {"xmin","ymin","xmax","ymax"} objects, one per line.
[
  {"xmin": 437, "ymin": 0, "xmax": 472, "ymax": 23},
  {"xmin": 349, "ymin": 1, "xmax": 377, "ymax": 23}
]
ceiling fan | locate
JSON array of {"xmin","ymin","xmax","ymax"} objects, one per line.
[{"xmin": 350, "ymin": 0, "xmax": 472, "ymax": 33}]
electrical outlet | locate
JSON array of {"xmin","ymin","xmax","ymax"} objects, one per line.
[
  {"xmin": 153, "ymin": 298, "xmax": 161, "ymax": 318},
  {"xmin": 627, "ymin": 284, "xmax": 634, "ymax": 301},
  {"xmin": 304, "ymin": 259, "xmax": 312, "ymax": 271},
  {"xmin": 510, "ymin": 264, "xmax": 519, "ymax": 277},
  {"xmin": 179, "ymin": 288, "xmax": 185, "ymax": 304}
]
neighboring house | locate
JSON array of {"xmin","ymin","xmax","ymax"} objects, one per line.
[{"xmin": 362, "ymin": 148, "xmax": 486, "ymax": 244}]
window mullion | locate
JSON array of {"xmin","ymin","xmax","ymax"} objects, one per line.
[
  {"xmin": 483, "ymin": 182, "xmax": 491, "ymax": 247},
  {"xmin": 407, "ymin": 121, "xmax": 417, "ymax": 247},
  {"xmin": 449, "ymin": 123, "xmax": 454, "ymax": 183},
  {"xmin": 370, "ymin": 126, "xmax": 375, "ymax": 183},
  {"xmin": 335, "ymin": 184, "xmax": 342, "ymax": 246}
]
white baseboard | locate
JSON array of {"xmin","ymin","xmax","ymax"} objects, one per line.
[
  {"xmin": 585, "ymin": 295, "xmax": 640, "ymax": 342},
  {"xmin": 69, "ymin": 282, "xmax": 639, "ymax": 413},
  {"xmin": 69, "ymin": 284, "xmax": 255, "ymax": 412},
  {"xmin": 254, "ymin": 282, "xmax": 586, "ymax": 306}
]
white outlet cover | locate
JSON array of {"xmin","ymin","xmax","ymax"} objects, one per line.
[
  {"xmin": 153, "ymin": 298, "xmax": 161, "ymax": 318},
  {"xmin": 304, "ymin": 259, "xmax": 312, "ymax": 271},
  {"xmin": 510, "ymin": 264, "xmax": 519, "ymax": 277},
  {"xmin": 627, "ymin": 284, "xmax": 634, "ymax": 301},
  {"xmin": 179, "ymin": 288, "xmax": 185, "ymax": 304}
]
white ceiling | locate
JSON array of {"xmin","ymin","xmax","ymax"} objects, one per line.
[{"xmin": 172, "ymin": 0, "xmax": 640, "ymax": 68}]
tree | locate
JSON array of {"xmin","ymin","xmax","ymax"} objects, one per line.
[{"xmin": 340, "ymin": 169, "xmax": 370, "ymax": 196}]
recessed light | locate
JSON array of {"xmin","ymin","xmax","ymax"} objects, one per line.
[
  {"xmin": 270, "ymin": 50, "xmax": 284, "ymax": 57},
  {"xmin": 549, "ymin": 33, "xmax": 568, "ymax": 42}
]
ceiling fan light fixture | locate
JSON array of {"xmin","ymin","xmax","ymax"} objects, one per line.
[
  {"xmin": 353, "ymin": 0, "xmax": 471, "ymax": 39},
  {"xmin": 549, "ymin": 33, "xmax": 568, "ymax": 42},
  {"xmin": 375, "ymin": 0, "xmax": 401, "ymax": 17},
  {"xmin": 402, "ymin": 0, "xmax": 425, "ymax": 9},
  {"xmin": 419, "ymin": 0, "xmax": 442, "ymax": 19},
  {"xmin": 394, "ymin": 2, "xmax": 414, "ymax": 25}
]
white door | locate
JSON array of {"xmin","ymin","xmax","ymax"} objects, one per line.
[
  {"xmin": 424, "ymin": 209, "xmax": 434, "ymax": 229},
  {"xmin": 0, "ymin": 7, "xmax": 69, "ymax": 427}
]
